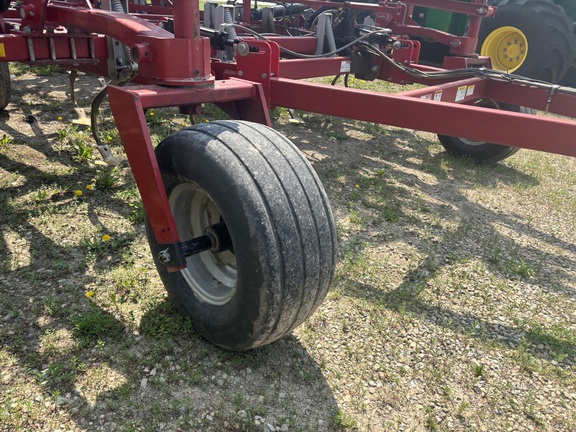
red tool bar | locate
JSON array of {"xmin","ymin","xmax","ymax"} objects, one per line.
[
  {"xmin": 45, "ymin": 6, "xmax": 172, "ymax": 45},
  {"xmin": 129, "ymin": 79, "xmax": 261, "ymax": 109},
  {"xmin": 482, "ymin": 80, "xmax": 576, "ymax": 119},
  {"xmin": 0, "ymin": 33, "xmax": 107, "ymax": 63},
  {"xmin": 279, "ymin": 0, "xmax": 493, "ymax": 16},
  {"xmin": 270, "ymin": 77, "xmax": 576, "ymax": 157},
  {"xmin": 279, "ymin": 57, "xmax": 353, "ymax": 79},
  {"xmin": 45, "ymin": 4, "xmax": 212, "ymax": 84},
  {"xmin": 391, "ymin": 25, "xmax": 476, "ymax": 55},
  {"xmin": 254, "ymin": 36, "xmax": 317, "ymax": 55},
  {"xmin": 107, "ymin": 79, "xmax": 268, "ymax": 260},
  {"xmin": 397, "ymin": 77, "xmax": 487, "ymax": 105},
  {"xmin": 295, "ymin": 0, "xmax": 382, "ymax": 12},
  {"xmin": 402, "ymin": 0, "xmax": 494, "ymax": 16}
]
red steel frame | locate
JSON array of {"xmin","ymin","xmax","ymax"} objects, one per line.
[{"xmin": 1, "ymin": 0, "xmax": 576, "ymax": 270}]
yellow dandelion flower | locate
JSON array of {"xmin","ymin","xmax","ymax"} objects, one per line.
[
  {"xmin": 102, "ymin": 234, "xmax": 111, "ymax": 242},
  {"xmin": 86, "ymin": 184, "xmax": 95, "ymax": 191},
  {"xmin": 74, "ymin": 189, "xmax": 83, "ymax": 196},
  {"xmin": 86, "ymin": 290, "xmax": 95, "ymax": 298},
  {"xmin": 355, "ymin": 184, "xmax": 360, "ymax": 189},
  {"xmin": 149, "ymin": 111, "xmax": 155, "ymax": 116},
  {"xmin": 57, "ymin": 116, "xmax": 63, "ymax": 121}
]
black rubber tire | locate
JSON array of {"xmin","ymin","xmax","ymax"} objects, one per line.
[
  {"xmin": 437, "ymin": 101, "xmax": 530, "ymax": 162},
  {"xmin": 0, "ymin": 0, "xmax": 10, "ymax": 13},
  {"xmin": 145, "ymin": 120, "xmax": 337, "ymax": 351},
  {"xmin": 0, "ymin": 63, "xmax": 10, "ymax": 110},
  {"xmin": 479, "ymin": 0, "xmax": 575, "ymax": 83},
  {"xmin": 560, "ymin": 65, "xmax": 576, "ymax": 87}
]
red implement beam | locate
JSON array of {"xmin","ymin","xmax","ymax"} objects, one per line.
[
  {"xmin": 397, "ymin": 77, "xmax": 487, "ymax": 104},
  {"xmin": 279, "ymin": 57, "xmax": 353, "ymax": 79},
  {"xmin": 107, "ymin": 79, "xmax": 270, "ymax": 271},
  {"xmin": 288, "ymin": 0, "xmax": 493, "ymax": 16},
  {"xmin": 270, "ymin": 77, "xmax": 576, "ymax": 157},
  {"xmin": 45, "ymin": 5, "xmax": 211, "ymax": 84},
  {"xmin": 0, "ymin": 33, "xmax": 107, "ymax": 63},
  {"xmin": 255, "ymin": 36, "xmax": 317, "ymax": 55},
  {"xmin": 482, "ymin": 80, "xmax": 576, "ymax": 118}
]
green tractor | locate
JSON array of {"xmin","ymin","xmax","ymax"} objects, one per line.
[{"xmin": 414, "ymin": 0, "xmax": 576, "ymax": 85}]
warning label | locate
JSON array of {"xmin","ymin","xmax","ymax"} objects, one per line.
[
  {"xmin": 466, "ymin": 85, "xmax": 475, "ymax": 97},
  {"xmin": 455, "ymin": 85, "xmax": 467, "ymax": 102},
  {"xmin": 433, "ymin": 90, "xmax": 443, "ymax": 101},
  {"xmin": 340, "ymin": 60, "xmax": 351, "ymax": 73},
  {"xmin": 0, "ymin": 44, "xmax": 5, "ymax": 58}
]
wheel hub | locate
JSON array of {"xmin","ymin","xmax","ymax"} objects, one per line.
[
  {"xmin": 169, "ymin": 183, "xmax": 237, "ymax": 306},
  {"xmin": 481, "ymin": 26, "xmax": 528, "ymax": 73}
]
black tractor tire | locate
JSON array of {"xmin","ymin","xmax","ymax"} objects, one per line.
[
  {"xmin": 560, "ymin": 65, "xmax": 576, "ymax": 87},
  {"xmin": 145, "ymin": 120, "xmax": 337, "ymax": 351},
  {"xmin": 0, "ymin": 0, "xmax": 10, "ymax": 13},
  {"xmin": 437, "ymin": 101, "xmax": 531, "ymax": 162},
  {"xmin": 0, "ymin": 63, "xmax": 10, "ymax": 110},
  {"xmin": 479, "ymin": 0, "xmax": 575, "ymax": 83}
]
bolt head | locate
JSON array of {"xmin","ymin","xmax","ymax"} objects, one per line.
[
  {"xmin": 158, "ymin": 249, "xmax": 171, "ymax": 264},
  {"xmin": 237, "ymin": 42, "xmax": 250, "ymax": 57}
]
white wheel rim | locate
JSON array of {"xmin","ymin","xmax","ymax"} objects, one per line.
[{"xmin": 169, "ymin": 183, "xmax": 237, "ymax": 305}]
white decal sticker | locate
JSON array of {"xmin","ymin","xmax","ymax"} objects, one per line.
[
  {"xmin": 434, "ymin": 90, "xmax": 443, "ymax": 101},
  {"xmin": 455, "ymin": 85, "xmax": 467, "ymax": 102},
  {"xmin": 340, "ymin": 60, "xmax": 351, "ymax": 73},
  {"xmin": 420, "ymin": 94, "xmax": 432, "ymax": 100},
  {"xmin": 466, "ymin": 85, "xmax": 475, "ymax": 96}
]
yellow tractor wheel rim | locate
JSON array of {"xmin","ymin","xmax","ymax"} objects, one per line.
[{"xmin": 481, "ymin": 26, "xmax": 528, "ymax": 73}]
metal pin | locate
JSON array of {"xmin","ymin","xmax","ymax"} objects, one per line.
[
  {"xmin": 49, "ymin": 38, "xmax": 56, "ymax": 60},
  {"xmin": 27, "ymin": 38, "xmax": 35, "ymax": 62},
  {"xmin": 70, "ymin": 38, "xmax": 77, "ymax": 60}
]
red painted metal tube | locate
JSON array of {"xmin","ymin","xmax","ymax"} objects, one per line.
[
  {"xmin": 0, "ymin": 33, "xmax": 107, "ymax": 63},
  {"xmin": 397, "ymin": 77, "xmax": 487, "ymax": 104},
  {"xmin": 107, "ymin": 79, "xmax": 270, "ymax": 271},
  {"xmin": 279, "ymin": 57, "xmax": 353, "ymax": 79},
  {"xmin": 276, "ymin": 0, "xmax": 494, "ymax": 16},
  {"xmin": 130, "ymin": 79, "xmax": 262, "ymax": 109},
  {"xmin": 482, "ymin": 80, "xmax": 576, "ymax": 119},
  {"xmin": 254, "ymin": 37, "xmax": 317, "ymax": 55},
  {"xmin": 269, "ymin": 77, "xmax": 576, "ymax": 157},
  {"xmin": 45, "ymin": 5, "xmax": 212, "ymax": 84}
]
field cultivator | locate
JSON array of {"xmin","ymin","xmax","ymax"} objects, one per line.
[{"xmin": 1, "ymin": 0, "xmax": 575, "ymax": 350}]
